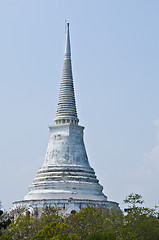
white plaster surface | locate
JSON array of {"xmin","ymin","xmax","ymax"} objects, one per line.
[{"xmin": 24, "ymin": 124, "xmax": 107, "ymax": 202}]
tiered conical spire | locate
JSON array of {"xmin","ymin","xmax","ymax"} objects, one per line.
[
  {"xmin": 13, "ymin": 23, "xmax": 119, "ymax": 214},
  {"xmin": 55, "ymin": 22, "xmax": 79, "ymax": 125}
]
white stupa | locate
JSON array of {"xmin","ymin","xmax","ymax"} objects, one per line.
[{"xmin": 13, "ymin": 23, "xmax": 119, "ymax": 214}]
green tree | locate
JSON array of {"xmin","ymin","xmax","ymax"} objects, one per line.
[
  {"xmin": 124, "ymin": 193, "xmax": 144, "ymax": 209},
  {"xmin": 50, "ymin": 233, "xmax": 79, "ymax": 240},
  {"xmin": 0, "ymin": 206, "xmax": 62, "ymax": 240},
  {"xmin": 31, "ymin": 221, "xmax": 78, "ymax": 240},
  {"xmin": 65, "ymin": 205, "xmax": 122, "ymax": 240},
  {"xmin": 0, "ymin": 202, "xmax": 11, "ymax": 237},
  {"xmin": 120, "ymin": 193, "xmax": 159, "ymax": 240},
  {"xmin": 85, "ymin": 232, "xmax": 116, "ymax": 240},
  {"xmin": 40, "ymin": 206, "xmax": 62, "ymax": 226}
]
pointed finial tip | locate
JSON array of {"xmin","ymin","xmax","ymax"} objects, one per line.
[{"xmin": 67, "ymin": 22, "xmax": 69, "ymax": 27}]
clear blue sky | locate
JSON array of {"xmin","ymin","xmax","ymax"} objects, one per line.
[{"xmin": 0, "ymin": 0, "xmax": 159, "ymax": 210}]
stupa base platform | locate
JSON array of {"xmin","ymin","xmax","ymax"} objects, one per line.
[{"xmin": 12, "ymin": 198, "xmax": 119, "ymax": 216}]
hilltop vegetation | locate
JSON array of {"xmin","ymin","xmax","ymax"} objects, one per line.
[{"xmin": 0, "ymin": 194, "xmax": 159, "ymax": 240}]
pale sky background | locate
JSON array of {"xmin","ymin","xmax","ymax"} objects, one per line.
[{"xmin": 0, "ymin": 0, "xmax": 159, "ymax": 210}]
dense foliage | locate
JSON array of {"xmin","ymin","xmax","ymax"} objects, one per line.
[
  {"xmin": 0, "ymin": 202, "xmax": 11, "ymax": 237},
  {"xmin": 0, "ymin": 194, "xmax": 159, "ymax": 240}
]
